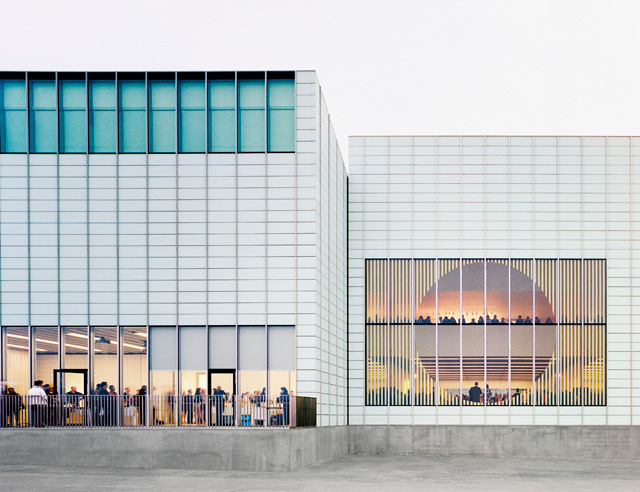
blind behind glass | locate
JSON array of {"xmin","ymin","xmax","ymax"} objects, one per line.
[
  {"xmin": 208, "ymin": 79, "xmax": 235, "ymax": 153},
  {"xmin": 237, "ymin": 78, "xmax": 265, "ymax": 152},
  {"xmin": 267, "ymin": 78, "xmax": 294, "ymax": 152},
  {"xmin": 149, "ymin": 326, "xmax": 177, "ymax": 371},
  {"xmin": 148, "ymin": 80, "xmax": 175, "ymax": 153},
  {"xmin": 29, "ymin": 79, "xmax": 57, "ymax": 153},
  {"xmin": 89, "ymin": 80, "xmax": 116, "ymax": 153},
  {"xmin": 0, "ymin": 79, "xmax": 27, "ymax": 153},
  {"xmin": 178, "ymin": 79, "xmax": 205, "ymax": 153},
  {"xmin": 59, "ymin": 80, "xmax": 86, "ymax": 153},
  {"xmin": 118, "ymin": 79, "xmax": 146, "ymax": 153}
]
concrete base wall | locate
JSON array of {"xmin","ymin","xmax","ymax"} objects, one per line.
[
  {"xmin": 348, "ymin": 425, "xmax": 640, "ymax": 462},
  {"xmin": 0, "ymin": 426, "xmax": 348, "ymax": 472}
]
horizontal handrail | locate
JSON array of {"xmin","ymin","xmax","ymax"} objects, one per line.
[{"xmin": 0, "ymin": 394, "xmax": 296, "ymax": 429}]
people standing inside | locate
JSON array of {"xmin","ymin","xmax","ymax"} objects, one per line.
[
  {"xmin": 184, "ymin": 389, "xmax": 194, "ymax": 425},
  {"xmin": 512, "ymin": 388, "xmax": 522, "ymax": 404},
  {"xmin": 213, "ymin": 386, "xmax": 224, "ymax": 426},
  {"xmin": 468, "ymin": 382, "xmax": 482, "ymax": 404},
  {"xmin": 137, "ymin": 386, "xmax": 147, "ymax": 426},
  {"xmin": 6, "ymin": 387, "xmax": 25, "ymax": 427},
  {"xmin": 28, "ymin": 380, "xmax": 47, "ymax": 427},
  {"xmin": 277, "ymin": 387, "xmax": 290, "ymax": 425}
]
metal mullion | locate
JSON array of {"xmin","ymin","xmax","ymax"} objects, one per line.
[
  {"xmin": 484, "ymin": 259, "xmax": 487, "ymax": 410},
  {"xmin": 234, "ymin": 72, "xmax": 239, "ymax": 402},
  {"xmin": 293, "ymin": 71, "xmax": 301, "ymax": 421},
  {"xmin": 507, "ymin": 138, "xmax": 512, "ymax": 418},
  {"xmin": 264, "ymin": 72, "xmax": 269, "ymax": 406},
  {"xmin": 55, "ymin": 72, "xmax": 62, "ymax": 375},
  {"xmin": 386, "ymin": 138, "xmax": 390, "ymax": 413},
  {"xmin": 204, "ymin": 71, "xmax": 211, "ymax": 427},
  {"xmin": 85, "ymin": 72, "xmax": 91, "ymax": 374},
  {"xmin": 435, "ymin": 138, "xmax": 439, "ymax": 415}
]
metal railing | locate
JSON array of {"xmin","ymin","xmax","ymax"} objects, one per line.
[{"xmin": 0, "ymin": 394, "xmax": 300, "ymax": 429}]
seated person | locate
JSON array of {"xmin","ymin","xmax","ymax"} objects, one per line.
[
  {"xmin": 491, "ymin": 315, "xmax": 499, "ymax": 324},
  {"xmin": 524, "ymin": 316, "xmax": 532, "ymax": 324},
  {"xmin": 477, "ymin": 316, "xmax": 484, "ymax": 324},
  {"xmin": 515, "ymin": 315, "xmax": 524, "ymax": 324}
]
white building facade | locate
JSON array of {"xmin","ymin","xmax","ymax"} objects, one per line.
[
  {"xmin": 0, "ymin": 70, "xmax": 347, "ymax": 426},
  {"xmin": 348, "ymin": 135, "xmax": 639, "ymax": 426}
]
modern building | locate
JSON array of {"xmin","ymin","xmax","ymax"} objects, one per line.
[
  {"xmin": 1, "ymin": 70, "xmax": 640, "ymax": 438},
  {"xmin": 0, "ymin": 71, "xmax": 348, "ymax": 427}
]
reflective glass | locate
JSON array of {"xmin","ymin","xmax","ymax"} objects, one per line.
[
  {"xmin": 89, "ymin": 80, "xmax": 116, "ymax": 153},
  {"xmin": 237, "ymin": 78, "xmax": 265, "ymax": 152},
  {"xmin": 267, "ymin": 78, "xmax": 294, "ymax": 152},
  {"xmin": 59, "ymin": 80, "xmax": 86, "ymax": 153},
  {"xmin": 118, "ymin": 79, "xmax": 145, "ymax": 153},
  {"xmin": 29, "ymin": 79, "xmax": 57, "ymax": 153},
  {"xmin": 178, "ymin": 79, "xmax": 205, "ymax": 152},
  {"xmin": 148, "ymin": 79, "xmax": 175, "ymax": 153},
  {"xmin": 4, "ymin": 326, "xmax": 29, "ymax": 395},
  {"xmin": 208, "ymin": 78, "xmax": 235, "ymax": 152},
  {"xmin": 0, "ymin": 79, "xmax": 27, "ymax": 153}
]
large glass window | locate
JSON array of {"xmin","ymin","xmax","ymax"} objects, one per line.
[
  {"xmin": 267, "ymin": 325, "xmax": 295, "ymax": 397},
  {"xmin": 93, "ymin": 326, "xmax": 118, "ymax": 394},
  {"xmin": 0, "ymin": 77, "xmax": 27, "ymax": 153},
  {"xmin": 29, "ymin": 76, "xmax": 57, "ymax": 153},
  {"xmin": 238, "ymin": 325, "xmax": 265, "ymax": 395},
  {"xmin": 208, "ymin": 74, "xmax": 235, "ymax": 153},
  {"xmin": 366, "ymin": 259, "xmax": 607, "ymax": 407},
  {"xmin": 237, "ymin": 74, "xmax": 265, "ymax": 152},
  {"xmin": 267, "ymin": 74, "xmax": 294, "ymax": 152},
  {"xmin": 58, "ymin": 78, "xmax": 86, "ymax": 153},
  {"xmin": 63, "ymin": 326, "xmax": 88, "ymax": 370},
  {"xmin": 148, "ymin": 76, "xmax": 175, "ymax": 153},
  {"xmin": 34, "ymin": 326, "xmax": 59, "ymax": 389},
  {"xmin": 4, "ymin": 326, "xmax": 30, "ymax": 395},
  {"xmin": 122, "ymin": 326, "xmax": 147, "ymax": 396},
  {"xmin": 178, "ymin": 75, "xmax": 205, "ymax": 153},
  {"xmin": 118, "ymin": 77, "xmax": 145, "ymax": 153},
  {"xmin": 88, "ymin": 77, "xmax": 116, "ymax": 153}
]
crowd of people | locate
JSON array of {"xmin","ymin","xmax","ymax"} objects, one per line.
[
  {"xmin": 415, "ymin": 315, "xmax": 555, "ymax": 325},
  {"xmin": 1, "ymin": 381, "xmax": 291, "ymax": 427}
]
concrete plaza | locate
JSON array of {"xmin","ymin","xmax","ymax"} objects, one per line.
[{"xmin": 1, "ymin": 454, "xmax": 638, "ymax": 492}]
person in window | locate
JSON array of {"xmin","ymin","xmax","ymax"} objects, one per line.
[
  {"xmin": 6, "ymin": 387, "xmax": 24, "ymax": 427},
  {"xmin": 213, "ymin": 386, "xmax": 225, "ymax": 426},
  {"xmin": 276, "ymin": 387, "xmax": 290, "ymax": 425},
  {"xmin": 512, "ymin": 388, "xmax": 522, "ymax": 404},
  {"xmin": 524, "ymin": 316, "xmax": 532, "ymax": 324},
  {"xmin": 28, "ymin": 380, "xmax": 47, "ymax": 427},
  {"xmin": 545, "ymin": 317, "xmax": 553, "ymax": 324},
  {"xmin": 491, "ymin": 315, "xmax": 499, "ymax": 324},
  {"xmin": 468, "ymin": 382, "xmax": 482, "ymax": 404},
  {"xmin": 477, "ymin": 316, "xmax": 484, "ymax": 324},
  {"xmin": 515, "ymin": 315, "xmax": 524, "ymax": 324}
]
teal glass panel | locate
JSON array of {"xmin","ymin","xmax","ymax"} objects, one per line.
[
  {"xmin": 208, "ymin": 79, "xmax": 235, "ymax": 153},
  {"xmin": 89, "ymin": 80, "xmax": 116, "ymax": 153},
  {"xmin": 267, "ymin": 78, "xmax": 294, "ymax": 152},
  {"xmin": 59, "ymin": 80, "xmax": 86, "ymax": 153},
  {"xmin": 178, "ymin": 79, "xmax": 205, "ymax": 153},
  {"xmin": 148, "ymin": 80, "xmax": 175, "ymax": 153},
  {"xmin": 237, "ymin": 78, "xmax": 265, "ymax": 153},
  {"xmin": 118, "ymin": 80, "xmax": 146, "ymax": 153},
  {"xmin": 0, "ymin": 79, "xmax": 27, "ymax": 153},
  {"xmin": 29, "ymin": 79, "xmax": 57, "ymax": 153}
]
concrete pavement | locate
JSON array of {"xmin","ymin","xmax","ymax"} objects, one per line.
[{"xmin": 2, "ymin": 454, "xmax": 639, "ymax": 491}]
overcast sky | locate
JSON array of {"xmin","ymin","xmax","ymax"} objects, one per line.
[{"xmin": 2, "ymin": 1, "xmax": 639, "ymax": 157}]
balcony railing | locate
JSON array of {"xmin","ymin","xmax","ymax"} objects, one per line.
[{"xmin": 0, "ymin": 394, "xmax": 315, "ymax": 429}]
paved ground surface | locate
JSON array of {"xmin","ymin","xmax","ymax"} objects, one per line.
[{"xmin": 2, "ymin": 454, "xmax": 639, "ymax": 491}]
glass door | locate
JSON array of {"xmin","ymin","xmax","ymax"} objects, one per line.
[
  {"xmin": 208, "ymin": 369, "xmax": 235, "ymax": 426},
  {"xmin": 53, "ymin": 368, "xmax": 88, "ymax": 396}
]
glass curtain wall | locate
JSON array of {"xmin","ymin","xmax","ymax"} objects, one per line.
[
  {"xmin": 0, "ymin": 76, "xmax": 27, "ymax": 153},
  {"xmin": 29, "ymin": 75, "xmax": 57, "ymax": 153},
  {"xmin": 34, "ymin": 326, "xmax": 58, "ymax": 389},
  {"xmin": 122, "ymin": 326, "xmax": 148, "ymax": 396},
  {"xmin": 58, "ymin": 76, "xmax": 86, "ymax": 153},
  {"xmin": 93, "ymin": 326, "xmax": 118, "ymax": 394},
  {"xmin": 4, "ymin": 326, "xmax": 30, "ymax": 394},
  {"xmin": 2, "ymin": 72, "xmax": 295, "ymax": 155},
  {"xmin": 365, "ymin": 258, "xmax": 606, "ymax": 407}
]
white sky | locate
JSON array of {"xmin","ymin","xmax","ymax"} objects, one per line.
[{"xmin": 2, "ymin": 0, "xmax": 640, "ymax": 157}]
